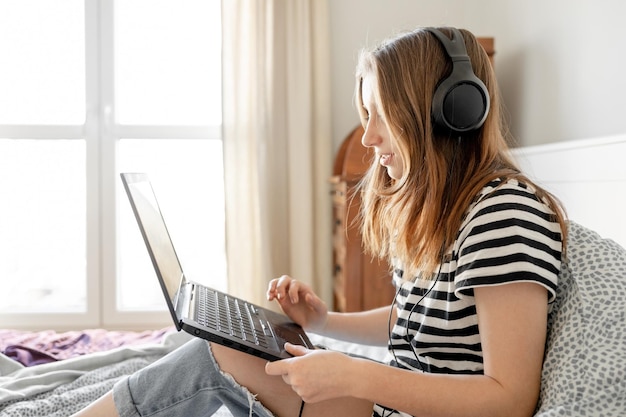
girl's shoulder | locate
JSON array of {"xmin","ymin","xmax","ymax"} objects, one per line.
[
  {"xmin": 459, "ymin": 176, "xmax": 561, "ymax": 242},
  {"xmin": 455, "ymin": 177, "xmax": 563, "ymax": 301},
  {"xmin": 466, "ymin": 177, "xmax": 549, "ymax": 218},
  {"xmin": 474, "ymin": 176, "xmax": 538, "ymax": 202}
]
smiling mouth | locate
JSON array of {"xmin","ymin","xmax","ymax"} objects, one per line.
[{"xmin": 379, "ymin": 153, "xmax": 393, "ymax": 166}]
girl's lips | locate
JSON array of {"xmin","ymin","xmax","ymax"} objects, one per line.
[{"xmin": 379, "ymin": 153, "xmax": 393, "ymax": 166}]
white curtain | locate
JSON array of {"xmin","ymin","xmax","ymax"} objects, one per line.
[{"xmin": 221, "ymin": 0, "xmax": 333, "ymax": 309}]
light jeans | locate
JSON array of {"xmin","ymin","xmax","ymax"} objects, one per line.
[{"xmin": 112, "ymin": 338, "xmax": 276, "ymax": 417}]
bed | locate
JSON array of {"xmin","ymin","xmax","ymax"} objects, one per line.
[
  {"xmin": 0, "ymin": 327, "xmax": 187, "ymax": 416},
  {"xmin": 0, "ymin": 328, "xmax": 386, "ymax": 416},
  {"xmin": 511, "ymin": 133, "xmax": 626, "ymax": 249},
  {"xmin": 1, "ymin": 135, "xmax": 625, "ymax": 416}
]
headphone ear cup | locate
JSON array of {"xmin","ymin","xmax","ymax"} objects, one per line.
[
  {"xmin": 426, "ymin": 28, "xmax": 490, "ymax": 134},
  {"xmin": 431, "ymin": 69, "xmax": 489, "ymax": 132}
]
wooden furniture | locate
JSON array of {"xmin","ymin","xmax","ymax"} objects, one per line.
[
  {"xmin": 331, "ymin": 38, "xmax": 494, "ymax": 312},
  {"xmin": 479, "ymin": 37, "xmax": 495, "ymax": 65},
  {"xmin": 330, "ymin": 126, "xmax": 395, "ymax": 312}
]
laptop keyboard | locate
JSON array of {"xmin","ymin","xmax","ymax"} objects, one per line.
[{"xmin": 196, "ymin": 286, "xmax": 270, "ymax": 348}]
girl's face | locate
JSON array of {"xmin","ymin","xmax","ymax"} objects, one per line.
[{"xmin": 360, "ymin": 74, "xmax": 404, "ymax": 180}]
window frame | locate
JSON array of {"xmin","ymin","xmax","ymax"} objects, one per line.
[{"xmin": 0, "ymin": 0, "xmax": 222, "ymax": 331}]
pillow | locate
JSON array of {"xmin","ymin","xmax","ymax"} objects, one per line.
[{"xmin": 535, "ymin": 221, "xmax": 626, "ymax": 416}]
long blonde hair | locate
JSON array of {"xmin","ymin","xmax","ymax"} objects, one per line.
[{"xmin": 355, "ymin": 27, "xmax": 567, "ymax": 279}]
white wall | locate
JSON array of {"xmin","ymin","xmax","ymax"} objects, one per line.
[{"xmin": 329, "ymin": 0, "xmax": 626, "ymax": 149}]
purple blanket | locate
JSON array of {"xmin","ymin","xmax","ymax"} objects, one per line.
[{"xmin": 0, "ymin": 327, "xmax": 174, "ymax": 366}]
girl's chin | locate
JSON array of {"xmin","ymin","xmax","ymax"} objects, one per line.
[
  {"xmin": 378, "ymin": 154, "xmax": 402, "ymax": 179},
  {"xmin": 385, "ymin": 166, "xmax": 402, "ymax": 180}
]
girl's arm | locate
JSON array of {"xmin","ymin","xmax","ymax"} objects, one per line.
[
  {"xmin": 351, "ymin": 282, "xmax": 547, "ymax": 417},
  {"xmin": 267, "ymin": 275, "xmax": 394, "ymax": 346},
  {"xmin": 320, "ymin": 306, "xmax": 395, "ymax": 346},
  {"xmin": 268, "ymin": 281, "xmax": 548, "ymax": 417}
]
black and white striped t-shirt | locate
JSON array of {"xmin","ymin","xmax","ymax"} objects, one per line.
[{"xmin": 373, "ymin": 178, "xmax": 563, "ymax": 417}]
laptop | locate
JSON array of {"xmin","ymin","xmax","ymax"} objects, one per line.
[{"xmin": 120, "ymin": 172, "xmax": 315, "ymax": 361}]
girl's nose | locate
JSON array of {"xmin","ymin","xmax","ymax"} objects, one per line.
[{"xmin": 361, "ymin": 123, "xmax": 381, "ymax": 148}]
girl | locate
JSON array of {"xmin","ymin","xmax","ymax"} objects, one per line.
[{"xmin": 74, "ymin": 27, "xmax": 566, "ymax": 417}]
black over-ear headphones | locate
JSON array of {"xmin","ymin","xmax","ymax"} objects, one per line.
[{"xmin": 425, "ymin": 27, "xmax": 490, "ymax": 133}]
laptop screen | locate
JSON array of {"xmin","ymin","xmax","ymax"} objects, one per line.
[{"xmin": 121, "ymin": 174, "xmax": 184, "ymax": 313}]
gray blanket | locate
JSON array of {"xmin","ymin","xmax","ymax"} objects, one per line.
[
  {"xmin": 0, "ymin": 332, "xmax": 193, "ymax": 416},
  {"xmin": 0, "ymin": 330, "xmax": 385, "ymax": 417}
]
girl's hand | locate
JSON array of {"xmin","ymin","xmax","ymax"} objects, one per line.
[
  {"xmin": 266, "ymin": 275, "xmax": 328, "ymax": 332},
  {"xmin": 265, "ymin": 343, "xmax": 355, "ymax": 403}
]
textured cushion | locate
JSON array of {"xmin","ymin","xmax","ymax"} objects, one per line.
[{"xmin": 535, "ymin": 221, "xmax": 626, "ymax": 416}]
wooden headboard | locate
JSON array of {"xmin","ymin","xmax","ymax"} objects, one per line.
[{"xmin": 511, "ymin": 134, "xmax": 626, "ymax": 248}]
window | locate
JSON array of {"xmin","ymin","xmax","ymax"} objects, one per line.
[{"xmin": 0, "ymin": 0, "xmax": 225, "ymax": 329}]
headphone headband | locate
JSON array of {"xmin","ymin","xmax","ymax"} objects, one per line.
[{"xmin": 425, "ymin": 28, "xmax": 490, "ymax": 134}]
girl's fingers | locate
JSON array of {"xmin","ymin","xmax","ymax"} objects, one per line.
[
  {"xmin": 288, "ymin": 280, "xmax": 301, "ymax": 303},
  {"xmin": 267, "ymin": 275, "xmax": 300, "ymax": 302}
]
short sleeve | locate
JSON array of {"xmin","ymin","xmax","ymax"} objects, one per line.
[{"xmin": 454, "ymin": 180, "xmax": 563, "ymax": 302}]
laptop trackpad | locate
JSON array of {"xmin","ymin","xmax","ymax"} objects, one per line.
[{"xmin": 273, "ymin": 324, "xmax": 308, "ymax": 347}]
